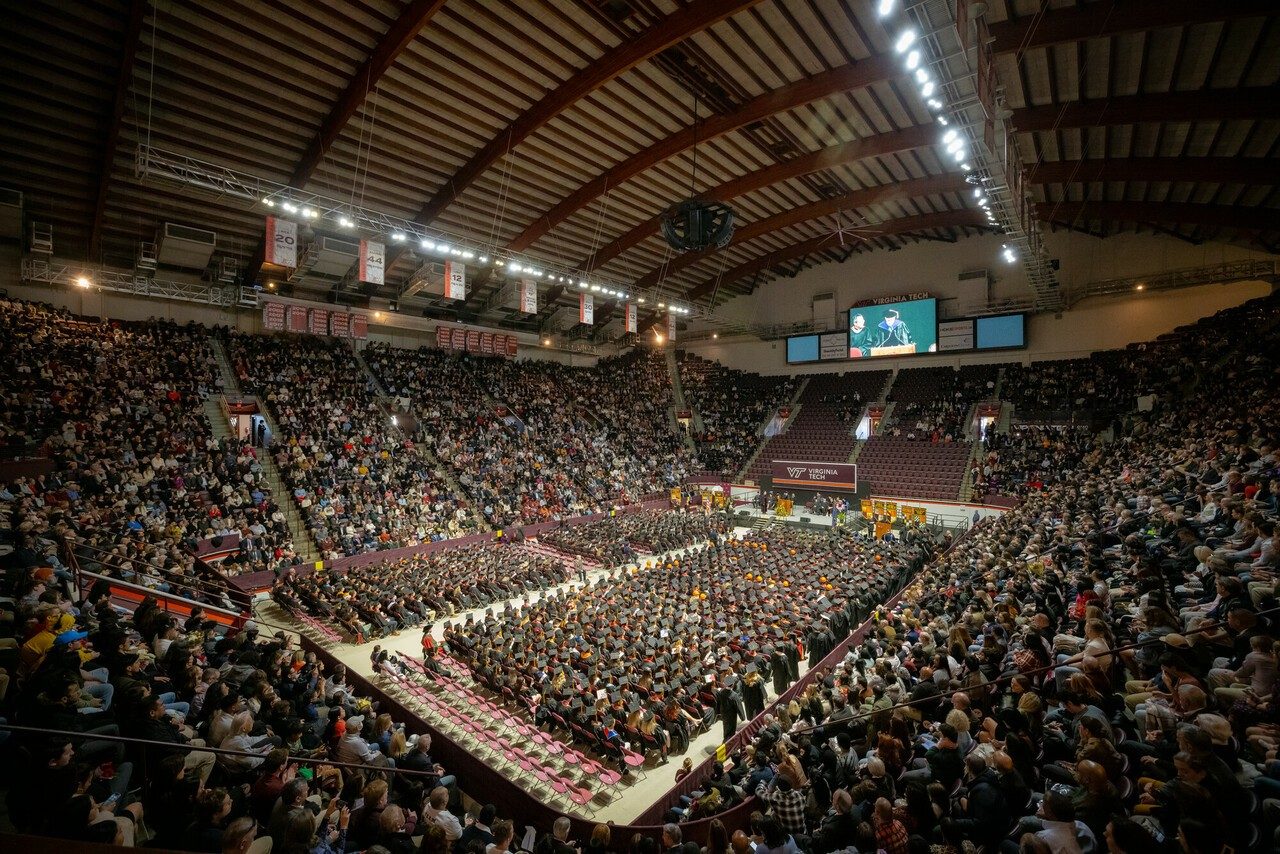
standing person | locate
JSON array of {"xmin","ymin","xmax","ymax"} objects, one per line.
[
  {"xmin": 717, "ymin": 677, "xmax": 745, "ymax": 743},
  {"xmin": 742, "ymin": 668, "xmax": 767, "ymax": 721},
  {"xmin": 575, "ymin": 557, "xmax": 586, "ymax": 584}
]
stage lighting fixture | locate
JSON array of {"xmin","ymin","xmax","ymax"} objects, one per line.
[{"xmin": 894, "ymin": 30, "xmax": 915, "ymax": 53}]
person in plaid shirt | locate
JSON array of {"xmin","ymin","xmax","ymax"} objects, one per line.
[
  {"xmin": 755, "ymin": 775, "xmax": 808, "ymax": 836},
  {"xmin": 873, "ymin": 797, "xmax": 910, "ymax": 854}
]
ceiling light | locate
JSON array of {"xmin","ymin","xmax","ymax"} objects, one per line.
[
  {"xmin": 338, "ymin": 216, "xmax": 353, "ymax": 227},
  {"xmin": 578, "ymin": 281, "xmax": 588, "ymax": 289},
  {"xmin": 920, "ymin": 81, "xmax": 935, "ymax": 98},
  {"xmin": 266, "ymin": 281, "xmax": 276, "ymax": 289},
  {"xmin": 894, "ymin": 30, "xmax": 915, "ymax": 54},
  {"xmin": 943, "ymin": 129, "xmax": 958, "ymax": 144},
  {"xmin": 462, "ymin": 251, "xmax": 474, "ymax": 259},
  {"xmin": 877, "ymin": 0, "xmax": 895, "ymax": 17},
  {"xmin": 590, "ymin": 284, "xmax": 601, "ymax": 292},
  {"xmin": 508, "ymin": 260, "xmax": 521, "ymax": 271},
  {"xmin": 75, "ymin": 275, "xmax": 92, "ymax": 288},
  {"xmin": 262, "ymin": 198, "xmax": 274, "ymax": 207},
  {"xmin": 282, "ymin": 202, "xmax": 298, "ymax": 213},
  {"xmin": 617, "ymin": 291, "xmax": 626, "ymax": 299},
  {"xmin": 1135, "ymin": 283, "xmax": 1145, "ymax": 291},
  {"xmin": 436, "ymin": 243, "xmax": 450, "ymax": 254},
  {"xmin": 658, "ymin": 302, "xmax": 666, "ymax": 308},
  {"xmin": 420, "ymin": 239, "xmax": 434, "ymax": 250},
  {"xmin": 712, "ymin": 333, "xmax": 718, "ymax": 339},
  {"xmin": 543, "ymin": 338, "xmax": 551, "ymax": 345},
  {"xmin": 391, "ymin": 232, "xmax": 405, "ymax": 242},
  {"xmin": 915, "ymin": 68, "xmax": 929, "ymax": 84},
  {"xmin": 961, "ymin": 162, "xmax": 972, "ymax": 171},
  {"xmin": 928, "ymin": 99, "xmax": 944, "ymax": 110},
  {"xmin": 952, "ymin": 148, "xmax": 965, "ymax": 162},
  {"xmin": 655, "ymin": 333, "xmax": 664, "ymax": 344},
  {"xmin": 638, "ymin": 297, "xmax": 646, "ymax": 304},
  {"xmin": 479, "ymin": 255, "xmax": 488, "ymax": 263},
  {"xmin": 301, "ymin": 207, "xmax": 315, "ymax": 218},
  {"xmin": 937, "ymin": 116, "xmax": 948, "ymax": 126},
  {"xmin": 906, "ymin": 50, "xmax": 920, "ymax": 70},
  {"xmin": 946, "ymin": 139, "xmax": 963, "ymax": 153}
]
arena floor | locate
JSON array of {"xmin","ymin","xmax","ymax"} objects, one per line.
[{"xmin": 257, "ymin": 526, "xmax": 818, "ymax": 824}]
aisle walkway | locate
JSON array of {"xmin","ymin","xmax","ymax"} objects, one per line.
[{"xmin": 257, "ymin": 529, "xmax": 813, "ymax": 823}]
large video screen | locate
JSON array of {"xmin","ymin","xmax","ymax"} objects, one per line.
[
  {"xmin": 786, "ymin": 335, "xmax": 820, "ymax": 363},
  {"xmin": 976, "ymin": 313, "xmax": 1026, "ymax": 350},
  {"xmin": 848, "ymin": 297, "xmax": 937, "ymax": 358}
]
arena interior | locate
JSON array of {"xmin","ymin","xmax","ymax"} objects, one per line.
[{"xmin": 3, "ymin": 1, "xmax": 1280, "ymax": 852}]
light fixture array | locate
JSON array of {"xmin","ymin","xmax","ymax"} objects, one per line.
[
  {"xmin": 887, "ymin": 2, "xmax": 1010, "ymax": 266},
  {"xmin": 258, "ymin": 192, "xmax": 693, "ymax": 315}
]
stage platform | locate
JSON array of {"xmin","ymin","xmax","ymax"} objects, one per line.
[{"xmin": 256, "ymin": 526, "xmax": 818, "ymax": 824}]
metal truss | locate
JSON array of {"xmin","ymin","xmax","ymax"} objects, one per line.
[
  {"xmin": 907, "ymin": 0, "xmax": 1063, "ymax": 310},
  {"xmin": 20, "ymin": 258, "xmax": 247, "ymax": 307}
]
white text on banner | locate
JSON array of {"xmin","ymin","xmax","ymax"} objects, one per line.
[
  {"xmin": 358, "ymin": 240, "xmax": 385, "ymax": 285},
  {"xmin": 579, "ymin": 293, "xmax": 594, "ymax": 324},
  {"xmin": 264, "ymin": 217, "xmax": 297, "ymax": 268},
  {"xmin": 520, "ymin": 278, "xmax": 537, "ymax": 314},
  {"xmin": 625, "ymin": 302, "xmax": 637, "ymax": 333},
  {"xmin": 444, "ymin": 261, "xmax": 466, "ymax": 300}
]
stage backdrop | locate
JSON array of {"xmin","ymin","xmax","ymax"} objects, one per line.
[{"xmin": 770, "ymin": 460, "xmax": 857, "ymax": 491}]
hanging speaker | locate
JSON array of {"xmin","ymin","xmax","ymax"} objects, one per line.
[{"xmin": 660, "ymin": 199, "xmax": 735, "ymax": 252}]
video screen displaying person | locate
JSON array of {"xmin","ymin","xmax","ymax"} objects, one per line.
[{"xmin": 848, "ymin": 297, "xmax": 937, "ymax": 358}]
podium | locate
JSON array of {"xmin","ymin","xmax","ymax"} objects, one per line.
[{"xmin": 869, "ymin": 344, "xmax": 917, "ymax": 357}]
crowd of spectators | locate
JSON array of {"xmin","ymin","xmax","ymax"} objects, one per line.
[
  {"xmin": 273, "ymin": 542, "xmax": 569, "ymax": 642},
  {"xmin": 228, "ymin": 333, "xmax": 476, "ymax": 557},
  {"xmin": 0, "ymin": 299, "xmax": 299, "ymax": 589},
  {"xmin": 974, "ymin": 425, "xmax": 1094, "ymax": 498},
  {"xmin": 677, "ymin": 353, "xmax": 797, "ymax": 476},
  {"xmin": 537, "ymin": 509, "xmax": 728, "ymax": 567}
]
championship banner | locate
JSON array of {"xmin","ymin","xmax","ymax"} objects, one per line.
[
  {"xmin": 264, "ymin": 216, "xmax": 298, "ymax": 268},
  {"xmin": 466, "ymin": 330, "xmax": 481, "ymax": 353},
  {"xmin": 308, "ymin": 307, "xmax": 330, "ymax": 336},
  {"xmin": 287, "ymin": 305, "xmax": 308, "ymax": 334},
  {"xmin": 329, "ymin": 311, "xmax": 350, "ymax": 338},
  {"xmin": 519, "ymin": 278, "xmax": 538, "ymax": 314},
  {"xmin": 451, "ymin": 327, "xmax": 466, "ymax": 350},
  {"xmin": 625, "ymin": 301, "xmax": 637, "ymax": 333},
  {"xmin": 444, "ymin": 261, "xmax": 466, "ymax": 300},
  {"xmin": 263, "ymin": 301, "xmax": 286, "ymax": 331},
  {"xmin": 667, "ymin": 312, "xmax": 677, "ymax": 342},
  {"xmin": 579, "ymin": 293, "xmax": 593, "ymax": 324},
  {"xmin": 505, "ymin": 336, "xmax": 518, "ymax": 357},
  {"xmin": 350, "ymin": 314, "xmax": 368, "ymax": 339},
  {"xmin": 435, "ymin": 326, "xmax": 451, "ymax": 349},
  {"xmin": 358, "ymin": 240, "xmax": 385, "ymax": 285},
  {"xmin": 480, "ymin": 332, "xmax": 494, "ymax": 355},
  {"xmin": 770, "ymin": 460, "xmax": 857, "ymax": 492}
]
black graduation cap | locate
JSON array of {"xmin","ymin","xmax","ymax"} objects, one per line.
[
  {"xmin": 608, "ymin": 691, "xmax": 622, "ymax": 704},
  {"xmin": 653, "ymin": 682, "xmax": 668, "ymax": 693},
  {"xmin": 569, "ymin": 697, "xmax": 584, "ymax": 712},
  {"xmin": 746, "ymin": 663, "xmax": 758, "ymax": 674},
  {"xmin": 626, "ymin": 698, "xmax": 641, "ymax": 714}
]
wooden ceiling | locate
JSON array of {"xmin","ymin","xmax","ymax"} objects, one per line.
[{"xmin": 2, "ymin": 0, "xmax": 1277, "ymax": 334}]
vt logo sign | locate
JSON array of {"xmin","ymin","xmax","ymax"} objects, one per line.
[{"xmin": 786, "ymin": 467, "xmax": 808, "ymax": 478}]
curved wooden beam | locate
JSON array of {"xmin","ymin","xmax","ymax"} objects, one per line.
[
  {"xmin": 507, "ymin": 56, "xmax": 900, "ymax": 252},
  {"xmin": 1036, "ymin": 201, "xmax": 1280, "ymax": 233},
  {"xmin": 579, "ymin": 124, "xmax": 937, "ymax": 273},
  {"xmin": 988, "ymin": 0, "xmax": 1275, "ymax": 55},
  {"xmin": 631, "ymin": 174, "xmax": 969, "ymax": 290},
  {"xmin": 89, "ymin": 0, "xmax": 147, "ymax": 259},
  {"xmin": 685, "ymin": 210, "xmax": 987, "ymax": 301},
  {"xmin": 1011, "ymin": 89, "xmax": 1280, "ymax": 133},
  {"xmin": 248, "ymin": 0, "xmax": 446, "ymax": 284},
  {"xmin": 412, "ymin": 1, "xmax": 765, "ymax": 227},
  {"xmin": 1029, "ymin": 158, "xmax": 1280, "ymax": 186}
]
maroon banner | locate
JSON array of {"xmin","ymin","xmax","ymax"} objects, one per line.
[
  {"xmin": 287, "ymin": 305, "xmax": 308, "ymax": 334},
  {"xmin": 351, "ymin": 315, "xmax": 368, "ymax": 340},
  {"xmin": 263, "ymin": 301, "xmax": 286, "ymax": 331},
  {"xmin": 308, "ymin": 307, "xmax": 330, "ymax": 336},
  {"xmin": 330, "ymin": 311, "xmax": 350, "ymax": 338},
  {"xmin": 480, "ymin": 332, "xmax": 494, "ymax": 355},
  {"xmin": 505, "ymin": 336, "xmax": 517, "ymax": 356},
  {"xmin": 436, "ymin": 326, "xmax": 451, "ymax": 349},
  {"xmin": 451, "ymin": 328, "xmax": 466, "ymax": 350},
  {"xmin": 466, "ymin": 330, "xmax": 481, "ymax": 353},
  {"xmin": 770, "ymin": 459, "xmax": 857, "ymax": 491}
]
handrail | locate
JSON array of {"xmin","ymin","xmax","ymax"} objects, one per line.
[
  {"xmin": 77, "ymin": 568, "xmax": 243, "ymax": 620},
  {"xmin": 0, "ymin": 722, "xmax": 441, "ymax": 780}
]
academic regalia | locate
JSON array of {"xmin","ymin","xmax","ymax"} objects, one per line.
[{"xmin": 742, "ymin": 672, "xmax": 767, "ymax": 721}]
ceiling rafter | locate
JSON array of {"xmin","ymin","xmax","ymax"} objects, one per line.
[
  {"xmin": 506, "ymin": 55, "xmax": 899, "ymax": 252},
  {"xmin": 630, "ymin": 174, "xmax": 969, "ymax": 290},
  {"xmin": 580, "ymin": 124, "xmax": 938, "ymax": 272},
  {"xmin": 987, "ymin": 0, "xmax": 1276, "ymax": 55},
  {"xmin": 1028, "ymin": 157, "xmax": 1280, "ymax": 186},
  {"xmin": 1011, "ymin": 88, "xmax": 1280, "ymax": 132},
  {"xmin": 410, "ymin": 0, "xmax": 765, "ymax": 227},
  {"xmin": 88, "ymin": 0, "xmax": 147, "ymax": 259},
  {"xmin": 246, "ymin": 0, "xmax": 447, "ymax": 284},
  {"xmin": 1036, "ymin": 201, "xmax": 1280, "ymax": 233},
  {"xmin": 685, "ymin": 210, "xmax": 987, "ymax": 302}
]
